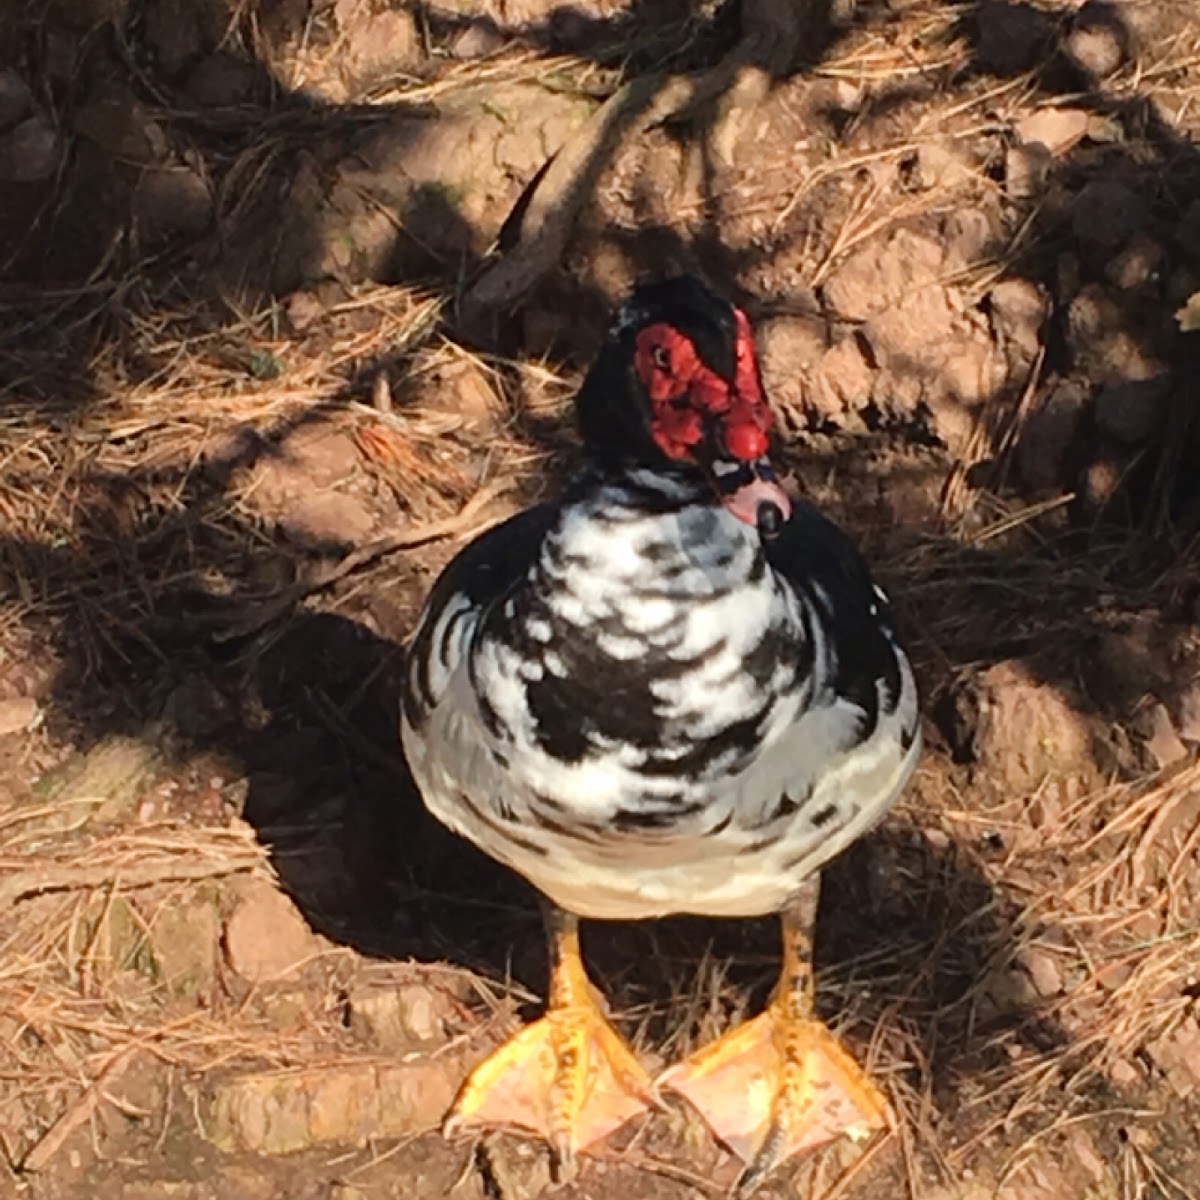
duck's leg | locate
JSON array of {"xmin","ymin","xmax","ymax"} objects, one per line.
[
  {"xmin": 444, "ymin": 903, "xmax": 659, "ymax": 1175},
  {"xmin": 660, "ymin": 876, "xmax": 890, "ymax": 1196}
]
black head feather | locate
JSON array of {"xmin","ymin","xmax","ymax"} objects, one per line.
[{"xmin": 575, "ymin": 275, "xmax": 741, "ymax": 466}]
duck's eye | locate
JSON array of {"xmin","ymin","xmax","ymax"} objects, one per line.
[{"xmin": 652, "ymin": 345, "xmax": 671, "ymax": 370}]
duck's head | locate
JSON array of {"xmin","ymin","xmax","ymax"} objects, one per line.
[{"xmin": 576, "ymin": 275, "xmax": 793, "ymax": 535}]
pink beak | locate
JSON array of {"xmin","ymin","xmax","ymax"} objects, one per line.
[{"xmin": 715, "ymin": 459, "xmax": 793, "ymax": 533}]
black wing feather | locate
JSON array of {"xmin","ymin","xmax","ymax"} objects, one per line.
[
  {"xmin": 402, "ymin": 503, "xmax": 558, "ymax": 730},
  {"xmin": 765, "ymin": 501, "xmax": 902, "ymax": 722}
]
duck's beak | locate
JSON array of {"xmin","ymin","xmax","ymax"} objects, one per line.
[{"xmin": 707, "ymin": 457, "xmax": 793, "ymax": 536}]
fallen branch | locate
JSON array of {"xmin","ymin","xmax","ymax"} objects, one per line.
[
  {"xmin": 0, "ymin": 850, "xmax": 263, "ymax": 909},
  {"xmin": 210, "ymin": 476, "xmax": 513, "ymax": 643},
  {"xmin": 303, "ymin": 475, "xmax": 513, "ymax": 591}
]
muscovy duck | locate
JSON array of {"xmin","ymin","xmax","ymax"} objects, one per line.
[{"xmin": 401, "ymin": 276, "xmax": 920, "ymax": 1194}]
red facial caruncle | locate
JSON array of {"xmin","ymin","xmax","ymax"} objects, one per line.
[{"xmin": 633, "ymin": 309, "xmax": 774, "ymax": 464}]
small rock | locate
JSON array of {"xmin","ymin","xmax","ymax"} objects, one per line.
[
  {"xmin": 1107, "ymin": 1058, "xmax": 1141, "ymax": 1089},
  {"xmin": 31, "ymin": 735, "xmax": 161, "ymax": 833},
  {"xmin": 151, "ymin": 895, "xmax": 220, "ymax": 995},
  {"xmin": 245, "ymin": 421, "xmax": 378, "ymax": 550},
  {"xmin": 924, "ymin": 828, "xmax": 951, "ymax": 853},
  {"xmin": 829, "ymin": 78, "xmax": 863, "ymax": 112},
  {"xmin": 1018, "ymin": 947, "xmax": 1064, "ymax": 997},
  {"xmin": 1106, "ymin": 233, "xmax": 1164, "ymax": 291},
  {"xmin": 0, "ymin": 68, "xmax": 32, "ymax": 132},
  {"xmin": 971, "ymin": 0, "xmax": 1053, "ymax": 76},
  {"xmin": 348, "ymin": 988, "xmax": 409, "ymax": 1049},
  {"xmin": 307, "ymin": 1064, "xmax": 375, "ymax": 1145},
  {"xmin": 1071, "ymin": 180, "xmax": 1147, "ymax": 250},
  {"xmin": 223, "ymin": 879, "xmax": 320, "ymax": 983},
  {"xmin": 1146, "ymin": 1014, "xmax": 1200, "ymax": 1098},
  {"xmin": 209, "ymin": 1057, "xmax": 463, "ymax": 1152},
  {"xmin": 376, "ymin": 1056, "xmax": 460, "ymax": 1133},
  {"xmin": 823, "ymin": 228, "xmax": 947, "ymax": 321},
  {"xmin": 1015, "ymin": 379, "xmax": 1087, "ymax": 493},
  {"xmin": 278, "ymin": 492, "xmax": 376, "ymax": 551},
  {"xmin": 133, "ymin": 166, "xmax": 212, "ymax": 244},
  {"xmin": 0, "ymin": 114, "xmax": 59, "ymax": 183},
  {"xmin": 1143, "ymin": 702, "xmax": 1188, "ymax": 768},
  {"xmin": 211, "ymin": 1070, "xmax": 310, "ymax": 1155},
  {"xmin": 1093, "ymin": 376, "xmax": 1170, "ymax": 445},
  {"xmin": 395, "ymin": 984, "xmax": 447, "ymax": 1041},
  {"xmin": 341, "ymin": 4, "xmax": 420, "ymax": 89},
  {"xmin": 451, "ymin": 20, "xmax": 508, "ymax": 59},
  {"xmin": 284, "ymin": 290, "xmax": 324, "ymax": 333},
  {"xmin": 0, "ymin": 695, "xmax": 38, "ymax": 735},
  {"xmin": 347, "ymin": 983, "xmax": 447, "ymax": 1048},
  {"xmin": 1005, "ymin": 143, "xmax": 1051, "ymax": 199},
  {"xmin": 987, "ymin": 967, "xmax": 1038, "ymax": 1013},
  {"xmin": 479, "ymin": 1134, "xmax": 554, "ymax": 1200},
  {"xmin": 1015, "ymin": 108, "xmax": 1089, "ymax": 156},
  {"xmin": 412, "ymin": 357, "xmax": 506, "ymax": 435},
  {"xmin": 1175, "ymin": 684, "xmax": 1200, "ymax": 745},
  {"xmin": 143, "ymin": 0, "xmax": 208, "ymax": 76},
  {"xmin": 1067, "ymin": 284, "xmax": 1164, "ymax": 383},
  {"xmin": 989, "ymin": 278, "xmax": 1047, "ymax": 362},
  {"xmin": 941, "ymin": 207, "xmax": 998, "ymax": 269},
  {"xmin": 1065, "ymin": 5, "xmax": 1127, "ymax": 79},
  {"xmin": 330, "ymin": 1186, "xmax": 369, "ymax": 1200},
  {"xmin": 455, "ymin": 365, "xmax": 504, "ymax": 432},
  {"xmin": 1081, "ymin": 452, "xmax": 1129, "ymax": 514},
  {"xmin": 915, "ymin": 140, "xmax": 976, "ymax": 189},
  {"xmin": 276, "ymin": 423, "xmax": 363, "ymax": 488}
]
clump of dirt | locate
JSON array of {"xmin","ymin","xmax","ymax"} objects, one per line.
[{"xmin": 941, "ymin": 659, "xmax": 1097, "ymax": 791}]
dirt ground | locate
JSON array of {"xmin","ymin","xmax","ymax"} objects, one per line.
[{"xmin": 2, "ymin": 0, "xmax": 1200, "ymax": 1197}]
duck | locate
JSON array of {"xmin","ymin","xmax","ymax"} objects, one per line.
[{"xmin": 401, "ymin": 274, "xmax": 920, "ymax": 1195}]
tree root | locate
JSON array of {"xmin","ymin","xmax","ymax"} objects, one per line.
[{"xmin": 462, "ymin": 0, "xmax": 820, "ymax": 316}]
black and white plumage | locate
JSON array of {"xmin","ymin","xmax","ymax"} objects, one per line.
[
  {"xmin": 401, "ymin": 280, "xmax": 920, "ymax": 922},
  {"xmin": 401, "ymin": 277, "xmax": 921, "ymax": 1186}
]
